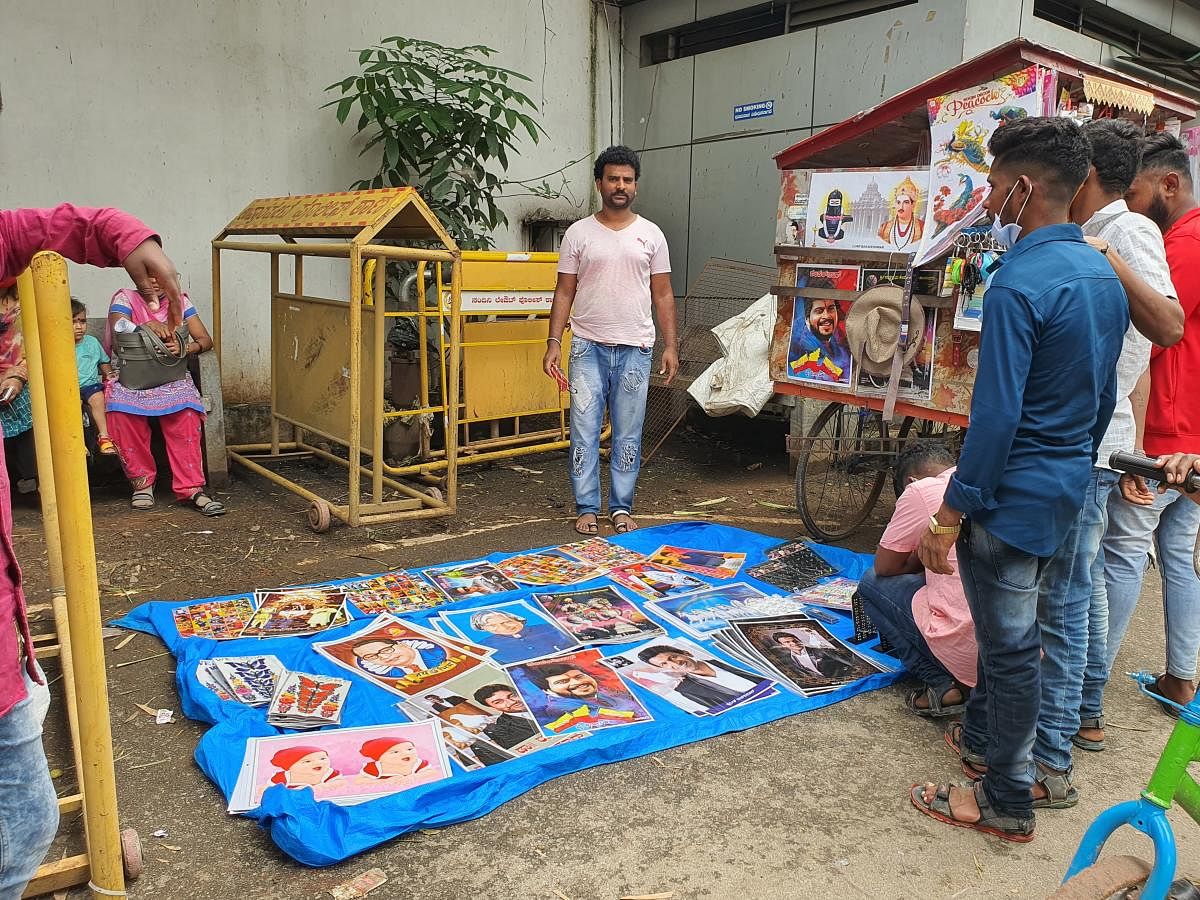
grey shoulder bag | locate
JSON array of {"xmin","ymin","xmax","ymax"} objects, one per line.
[{"xmin": 113, "ymin": 324, "xmax": 190, "ymax": 391}]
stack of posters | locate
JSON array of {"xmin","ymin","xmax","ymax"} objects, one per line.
[
  {"xmin": 198, "ymin": 655, "xmax": 287, "ymax": 706},
  {"xmin": 422, "ymin": 561, "xmax": 520, "ymax": 600},
  {"xmin": 607, "ymin": 635, "xmax": 779, "ymax": 717},
  {"xmin": 533, "ymin": 587, "xmax": 664, "ymax": 645},
  {"xmin": 228, "ymin": 720, "xmax": 450, "ymax": 813},
  {"xmin": 173, "ymin": 597, "xmax": 257, "ymax": 640},
  {"xmin": 746, "ymin": 542, "xmax": 838, "ymax": 593},
  {"xmin": 266, "ymin": 672, "xmax": 352, "ymax": 730},
  {"xmin": 791, "ymin": 577, "xmax": 859, "ymax": 612},
  {"xmin": 242, "ymin": 587, "xmax": 351, "ymax": 638},
  {"xmin": 710, "ymin": 615, "xmax": 890, "ymax": 698},
  {"xmin": 643, "ymin": 583, "xmax": 811, "ymax": 640}
]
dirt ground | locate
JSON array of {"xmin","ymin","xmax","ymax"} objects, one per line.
[{"xmin": 16, "ymin": 415, "xmax": 1200, "ymax": 900}]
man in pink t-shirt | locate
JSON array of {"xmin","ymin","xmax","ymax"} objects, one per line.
[
  {"xmin": 542, "ymin": 146, "xmax": 679, "ymax": 536},
  {"xmin": 857, "ymin": 442, "xmax": 977, "ymax": 717}
]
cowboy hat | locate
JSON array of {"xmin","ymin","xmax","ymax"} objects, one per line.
[{"xmin": 844, "ymin": 285, "xmax": 926, "ymax": 377}]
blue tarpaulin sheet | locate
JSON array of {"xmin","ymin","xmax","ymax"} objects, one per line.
[{"xmin": 113, "ymin": 522, "xmax": 899, "ymax": 866}]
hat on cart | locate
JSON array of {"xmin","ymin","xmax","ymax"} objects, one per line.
[{"xmin": 844, "ymin": 285, "xmax": 926, "ymax": 377}]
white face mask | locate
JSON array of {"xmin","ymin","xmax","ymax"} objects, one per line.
[{"xmin": 990, "ymin": 177, "xmax": 1032, "ymax": 249}]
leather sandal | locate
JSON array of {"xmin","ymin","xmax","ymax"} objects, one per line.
[
  {"xmin": 910, "ymin": 780, "xmax": 1035, "ymax": 843},
  {"xmin": 905, "ymin": 681, "xmax": 968, "ymax": 718},
  {"xmin": 189, "ymin": 491, "xmax": 226, "ymax": 517},
  {"xmin": 131, "ymin": 488, "xmax": 154, "ymax": 510},
  {"xmin": 610, "ymin": 511, "xmax": 637, "ymax": 533},
  {"xmin": 574, "ymin": 513, "xmax": 598, "ymax": 535},
  {"xmin": 1071, "ymin": 715, "xmax": 1106, "ymax": 752},
  {"xmin": 1031, "ymin": 763, "xmax": 1078, "ymax": 810},
  {"xmin": 944, "ymin": 722, "xmax": 987, "ymax": 779}
]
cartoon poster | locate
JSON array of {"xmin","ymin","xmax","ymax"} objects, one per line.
[
  {"xmin": 506, "ymin": 649, "xmax": 653, "ymax": 735},
  {"xmin": 228, "ymin": 720, "xmax": 449, "ymax": 813},
  {"xmin": 312, "ymin": 614, "xmax": 488, "ymax": 697},
  {"xmin": 914, "ymin": 65, "xmax": 1044, "ymax": 266},
  {"xmin": 784, "ymin": 265, "xmax": 858, "ymax": 387},
  {"xmin": 803, "ymin": 168, "xmax": 928, "ymax": 253}
]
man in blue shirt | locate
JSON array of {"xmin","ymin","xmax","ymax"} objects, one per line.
[{"xmin": 912, "ymin": 117, "xmax": 1128, "ymax": 842}]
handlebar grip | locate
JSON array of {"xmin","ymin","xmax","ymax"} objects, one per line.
[{"xmin": 1108, "ymin": 450, "xmax": 1200, "ymax": 493}]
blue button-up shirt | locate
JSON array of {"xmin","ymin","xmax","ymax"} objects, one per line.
[{"xmin": 944, "ymin": 223, "xmax": 1128, "ymax": 556}]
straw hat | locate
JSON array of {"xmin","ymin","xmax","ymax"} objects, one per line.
[{"xmin": 844, "ymin": 285, "xmax": 926, "ymax": 377}]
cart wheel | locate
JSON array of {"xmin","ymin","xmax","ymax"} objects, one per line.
[
  {"xmin": 307, "ymin": 499, "xmax": 332, "ymax": 533},
  {"xmin": 425, "ymin": 486, "xmax": 444, "ymax": 503},
  {"xmin": 796, "ymin": 402, "xmax": 890, "ymax": 541},
  {"xmin": 1048, "ymin": 855, "xmax": 1150, "ymax": 899},
  {"xmin": 120, "ymin": 826, "xmax": 144, "ymax": 881}
]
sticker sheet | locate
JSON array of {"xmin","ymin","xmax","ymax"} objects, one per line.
[
  {"xmin": 496, "ymin": 552, "xmax": 603, "ymax": 586},
  {"xmin": 437, "ymin": 600, "xmax": 580, "ymax": 665},
  {"xmin": 533, "ymin": 586, "xmax": 664, "ymax": 645},
  {"xmin": 422, "ymin": 561, "xmax": 520, "ymax": 600},
  {"xmin": 228, "ymin": 720, "xmax": 450, "ymax": 813},
  {"xmin": 793, "ymin": 577, "xmax": 860, "ymax": 612},
  {"xmin": 648, "ymin": 545, "xmax": 746, "ymax": 580},
  {"xmin": 506, "ymin": 649, "xmax": 653, "ymax": 736},
  {"xmin": 210, "ymin": 655, "xmax": 287, "ymax": 706},
  {"xmin": 313, "ymin": 614, "xmax": 490, "ymax": 697},
  {"xmin": 173, "ymin": 597, "xmax": 257, "ymax": 640}
]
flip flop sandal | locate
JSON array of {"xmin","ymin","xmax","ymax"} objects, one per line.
[
  {"xmin": 190, "ymin": 491, "xmax": 226, "ymax": 517},
  {"xmin": 905, "ymin": 683, "xmax": 968, "ymax": 718},
  {"xmin": 610, "ymin": 512, "xmax": 637, "ymax": 533},
  {"xmin": 131, "ymin": 489, "xmax": 154, "ymax": 510},
  {"xmin": 1071, "ymin": 715, "xmax": 1106, "ymax": 752},
  {"xmin": 574, "ymin": 513, "xmax": 599, "ymax": 536},
  {"xmin": 910, "ymin": 781, "xmax": 1035, "ymax": 843},
  {"xmin": 1149, "ymin": 674, "xmax": 1185, "ymax": 720},
  {"xmin": 1031, "ymin": 763, "xmax": 1078, "ymax": 810},
  {"xmin": 944, "ymin": 722, "xmax": 988, "ymax": 779}
]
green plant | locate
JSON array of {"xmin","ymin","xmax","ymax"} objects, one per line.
[{"xmin": 325, "ymin": 36, "xmax": 546, "ymax": 250}]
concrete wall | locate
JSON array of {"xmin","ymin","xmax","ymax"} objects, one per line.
[
  {"xmin": 0, "ymin": 1, "xmax": 619, "ymax": 403},
  {"xmin": 623, "ymin": 0, "xmax": 971, "ymax": 295}
]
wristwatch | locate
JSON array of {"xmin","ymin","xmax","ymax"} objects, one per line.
[{"xmin": 927, "ymin": 515, "xmax": 961, "ymax": 535}]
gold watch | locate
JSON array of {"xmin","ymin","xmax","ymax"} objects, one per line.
[{"xmin": 927, "ymin": 515, "xmax": 961, "ymax": 535}]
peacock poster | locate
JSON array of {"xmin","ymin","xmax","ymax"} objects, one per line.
[{"xmin": 913, "ymin": 66, "xmax": 1046, "ymax": 267}]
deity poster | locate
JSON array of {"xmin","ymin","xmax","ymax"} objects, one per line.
[{"xmin": 803, "ymin": 168, "xmax": 928, "ymax": 254}]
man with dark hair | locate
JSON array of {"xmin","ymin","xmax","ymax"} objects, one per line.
[
  {"xmin": 858, "ymin": 441, "xmax": 974, "ymax": 719},
  {"xmin": 542, "ymin": 145, "xmax": 678, "ymax": 537},
  {"xmin": 787, "ymin": 296, "xmax": 851, "ymax": 384},
  {"xmin": 524, "ymin": 661, "xmax": 640, "ymax": 716},
  {"xmin": 1103, "ymin": 132, "xmax": 1200, "ymax": 715},
  {"xmin": 1067, "ymin": 120, "xmax": 1180, "ymax": 753},
  {"xmin": 635, "ymin": 644, "xmax": 764, "ymax": 709},
  {"xmin": 472, "ymin": 684, "xmax": 539, "ymax": 749},
  {"xmin": 913, "ymin": 117, "xmax": 1128, "ymax": 842}
]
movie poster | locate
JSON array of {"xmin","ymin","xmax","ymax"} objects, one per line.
[
  {"xmin": 803, "ymin": 168, "xmax": 928, "ymax": 254},
  {"xmin": 783, "ymin": 265, "xmax": 858, "ymax": 388},
  {"xmin": 914, "ymin": 66, "xmax": 1044, "ymax": 266}
]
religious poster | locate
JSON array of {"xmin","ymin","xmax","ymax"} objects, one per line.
[
  {"xmin": 914, "ymin": 66, "xmax": 1044, "ymax": 266},
  {"xmin": 803, "ymin": 168, "xmax": 928, "ymax": 254},
  {"xmin": 775, "ymin": 169, "xmax": 811, "ymax": 246}
]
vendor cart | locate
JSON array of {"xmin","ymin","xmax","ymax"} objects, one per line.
[{"xmin": 768, "ymin": 38, "xmax": 1197, "ymax": 541}]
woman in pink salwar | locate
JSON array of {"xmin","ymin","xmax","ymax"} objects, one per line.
[{"xmin": 105, "ymin": 279, "xmax": 225, "ymax": 516}]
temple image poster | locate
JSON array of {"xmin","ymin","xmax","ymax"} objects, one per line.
[
  {"xmin": 803, "ymin": 168, "xmax": 928, "ymax": 254},
  {"xmin": 914, "ymin": 65, "xmax": 1044, "ymax": 266}
]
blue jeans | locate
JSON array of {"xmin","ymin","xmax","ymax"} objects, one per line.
[
  {"xmin": 1104, "ymin": 486, "xmax": 1200, "ymax": 682},
  {"xmin": 857, "ymin": 568, "xmax": 955, "ymax": 694},
  {"xmin": 0, "ymin": 666, "xmax": 58, "ymax": 900},
  {"xmin": 567, "ymin": 337, "xmax": 652, "ymax": 516},
  {"xmin": 1077, "ymin": 468, "xmax": 1121, "ymax": 720},
  {"xmin": 959, "ymin": 515, "xmax": 1082, "ymax": 818}
]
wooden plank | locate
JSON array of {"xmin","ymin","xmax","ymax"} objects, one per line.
[
  {"xmin": 22, "ymin": 855, "xmax": 89, "ymax": 898},
  {"xmin": 57, "ymin": 794, "xmax": 82, "ymax": 815},
  {"xmin": 771, "ymin": 380, "xmax": 969, "ymax": 427}
]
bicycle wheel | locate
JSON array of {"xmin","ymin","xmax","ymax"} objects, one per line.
[{"xmin": 796, "ymin": 402, "xmax": 891, "ymax": 541}]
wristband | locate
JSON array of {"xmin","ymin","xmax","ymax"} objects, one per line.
[{"xmin": 546, "ymin": 336, "xmax": 562, "ymax": 346}]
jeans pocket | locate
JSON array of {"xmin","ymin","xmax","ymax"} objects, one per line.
[
  {"xmin": 569, "ymin": 337, "xmax": 589, "ymax": 360},
  {"xmin": 981, "ymin": 528, "xmax": 1039, "ymax": 590}
]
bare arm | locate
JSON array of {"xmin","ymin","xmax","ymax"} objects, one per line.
[
  {"xmin": 541, "ymin": 272, "xmax": 577, "ymax": 379},
  {"xmin": 1118, "ymin": 367, "xmax": 1156, "ymax": 505},
  {"xmin": 873, "ymin": 546, "xmax": 924, "ymax": 577},
  {"xmin": 185, "ymin": 314, "xmax": 214, "ymax": 355},
  {"xmin": 650, "ymin": 272, "xmax": 678, "ymax": 385},
  {"xmin": 1086, "ymin": 237, "xmax": 1183, "ymax": 348}
]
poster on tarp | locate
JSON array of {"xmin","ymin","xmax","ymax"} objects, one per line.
[
  {"xmin": 803, "ymin": 168, "xmax": 928, "ymax": 254},
  {"xmin": 913, "ymin": 66, "xmax": 1044, "ymax": 266}
]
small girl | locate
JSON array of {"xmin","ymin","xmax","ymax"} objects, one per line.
[{"xmin": 71, "ymin": 299, "xmax": 116, "ymax": 454}]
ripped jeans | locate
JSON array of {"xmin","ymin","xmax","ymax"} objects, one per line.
[{"xmin": 567, "ymin": 336, "xmax": 652, "ymax": 516}]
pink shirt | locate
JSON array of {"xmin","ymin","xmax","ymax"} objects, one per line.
[
  {"xmin": 557, "ymin": 214, "xmax": 670, "ymax": 347},
  {"xmin": 878, "ymin": 467, "xmax": 977, "ymax": 687},
  {"xmin": 0, "ymin": 204, "xmax": 156, "ymax": 717}
]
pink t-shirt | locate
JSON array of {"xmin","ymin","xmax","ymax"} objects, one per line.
[
  {"xmin": 557, "ymin": 214, "xmax": 671, "ymax": 347},
  {"xmin": 878, "ymin": 467, "xmax": 977, "ymax": 687}
]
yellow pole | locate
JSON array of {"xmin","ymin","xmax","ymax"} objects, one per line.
[
  {"xmin": 347, "ymin": 242, "xmax": 363, "ymax": 525},
  {"xmin": 269, "ymin": 254, "xmax": 280, "ymax": 456},
  {"xmin": 372, "ymin": 257, "xmax": 385, "ymax": 505},
  {"xmin": 445, "ymin": 256, "xmax": 462, "ymax": 514},
  {"xmin": 17, "ymin": 271, "xmax": 87, "ymax": 841},
  {"xmin": 29, "ymin": 253, "xmax": 124, "ymax": 899}
]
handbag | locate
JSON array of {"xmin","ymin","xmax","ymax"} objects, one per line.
[{"xmin": 113, "ymin": 324, "xmax": 190, "ymax": 391}]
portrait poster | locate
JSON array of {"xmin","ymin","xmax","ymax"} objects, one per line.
[
  {"xmin": 854, "ymin": 308, "xmax": 937, "ymax": 403},
  {"xmin": 228, "ymin": 720, "xmax": 449, "ymax": 813},
  {"xmin": 312, "ymin": 614, "xmax": 489, "ymax": 698},
  {"xmin": 784, "ymin": 265, "xmax": 858, "ymax": 388},
  {"xmin": 422, "ymin": 561, "xmax": 520, "ymax": 600},
  {"xmin": 775, "ymin": 168, "xmax": 811, "ymax": 246},
  {"xmin": 438, "ymin": 599, "xmax": 581, "ymax": 665},
  {"xmin": 533, "ymin": 586, "xmax": 664, "ymax": 645},
  {"xmin": 803, "ymin": 168, "xmax": 928, "ymax": 253},
  {"xmin": 730, "ymin": 615, "xmax": 888, "ymax": 695},
  {"xmin": 606, "ymin": 636, "xmax": 777, "ymax": 717},
  {"xmin": 915, "ymin": 65, "xmax": 1044, "ymax": 266},
  {"xmin": 506, "ymin": 648, "xmax": 653, "ymax": 735}
]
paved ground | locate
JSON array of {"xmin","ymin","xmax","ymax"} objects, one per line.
[{"xmin": 17, "ymin": 417, "xmax": 1200, "ymax": 899}]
